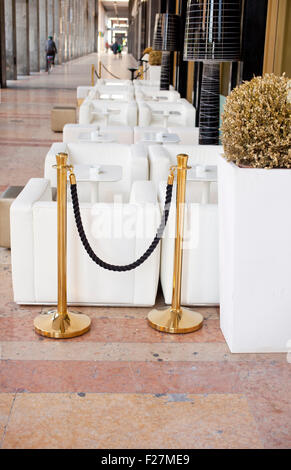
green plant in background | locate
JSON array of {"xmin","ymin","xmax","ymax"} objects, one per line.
[{"xmin": 221, "ymin": 73, "xmax": 291, "ymax": 168}]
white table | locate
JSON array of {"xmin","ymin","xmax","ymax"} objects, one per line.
[
  {"xmin": 78, "ymin": 131, "xmax": 116, "ymax": 143},
  {"xmin": 142, "ymin": 131, "xmax": 180, "ymax": 144},
  {"xmin": 152, "ymin": 110, "xmax": 181, "ymax": 127},
  {"xmin": 187, "ymin": 165, "xmax": 217, "ymax": 204},
  {"xmin": 71, "ymin": 164, "xmax": 122, "ymax": 203},
  {"xmin": 92, "ymin": 108, "xmax": 121, "ymax": 126}
]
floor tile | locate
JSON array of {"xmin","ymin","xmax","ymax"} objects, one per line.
[{"xmin": 2, "ymin": 393, "xmax": 263, "ymax": 449}]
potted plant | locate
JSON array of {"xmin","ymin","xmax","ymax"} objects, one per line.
[{"xmin": 218, "ymin": 73, "xmax": 291, "ymax": 352}]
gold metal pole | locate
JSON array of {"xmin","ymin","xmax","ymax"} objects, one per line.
[
  {"xmin": 34, "ymin": 153, "xmax": 91, "ymax": 339},
  {"xmin": 99, "ymin": 61, "xmax": 102, "ymax": 79},
  {"xmin": 91, "ymin": 64, "xmax": 95, "ymax": 87},
  {"xmin": 148, "ymin": 154, "xmax": 204, "ymax": 333}
]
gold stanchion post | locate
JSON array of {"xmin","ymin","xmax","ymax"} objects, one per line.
[
  {"xmin": 99, "ymin": 61, "xmax": 102, "ymax": 79},
  {"xmin": 34, "ymin": 153, "xmax": 91, "ymax": 339},
  {"xmin": 91, "ymin": 64, "xmax": 95, "ymax": 86},
  {"xmin": 148, "ymin": 154, "xmax": 204, "ymax": 333}
]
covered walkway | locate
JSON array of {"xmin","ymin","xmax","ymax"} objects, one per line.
[{"xmin": 0, "ymin": 53, "xmax": 289, "ymax": 449}]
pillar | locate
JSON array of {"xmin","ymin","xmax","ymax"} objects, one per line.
[
  {"xmin": 39, "ymin": 0, "xmax": 48, "ymax": 70},
  {"xmin": 4, "ymin": 0, "xmax": 17, "ymax": 80},
  {"xmin": 54, "ymin": 0, "xmax": 61, "ymax": 64},
  {"xmin": 16, "ymin": 0, "xmax": 30, "ymax": 76},
  {"xmin": 47, "ymin": 0, "xmax": 54, "ymax": 37},
  {"xmin": 29, "ymin": 0, "xmax": 40, "ymax": 72},
  {"xmin": 0, "ymin": 0, "xmax": 7, "ymax": 87},
  {"xmin": 94, "ymin": 0, "xmax": 98, "ymax": 53}
]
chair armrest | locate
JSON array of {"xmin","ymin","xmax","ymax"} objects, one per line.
[
  {"xmin": 10, "ymin": 179, "xmax": 52, "ymax": 303},
  {"xmin": 77, "ymin": 86, "xmax": 93, "ymax": 100},
  {"xmin": 129, "ymin": 181, "xmax": 157, "ymax": 204},
  {"xmin": 126, "ymin": 102, "xmax": 138, "ymax": 126},
  {"xmin": 44, "ymin": 143, "xmax": 68, "ymax": 187},
  {"xmin": 138, "ymin": 103, "xmax": 151, "ymax": 127},
  {"xmin": 148, "ymin": 145, "xmax": 172, "ymax": 188},
  {"xmin": 130, "ymin": 143, "xmax": 149, "ymax": 180},
  {"xmin": 79, "ymin": 99, "xmax": 94, "ymax": 125}
]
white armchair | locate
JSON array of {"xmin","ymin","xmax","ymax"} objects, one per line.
[
  {"xmin": 79, "ymin": 98, "xmax": 138, "ymax": 127},
  {"xmin": 11, "ymin": 178, "xmax": 161, "ymax": 306},
  {"xmin": 148, "ymin": 144, "xmax": 223, "ymax": 189},
  {"xmin": 138, "ymin": 99, "xmax": 195, "ymax": 128},
  {"xmin": 63, "ymin": 124, "xmax": 134, "ymax": 144},
  {"xmin": 77, "ymin": 82, "xmax": 134, "ymax": 103},
  {"xmin": 44, "ymin": 142, "xmax": 148, "ymax": 202},
  {"xmin": 134, "ymin": 126, "xmax": 199, "ymax": 145},
  {"xmin": 87, "ymin": 86, "xmax": 135, "ymax": 102},
  {"xmin": 159, "ymin": 182, "xmax": 219, "ymax": 305},
  {"xmin": 135, "ymin": 89, "xmax": 181, "ymax": 102}
]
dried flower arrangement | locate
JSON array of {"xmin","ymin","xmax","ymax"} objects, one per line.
[
  {"xmin": 221, "ymin": 74, "xmax": 291, "ymax": 168},
  {"xmin": 148, "ymin": 50, "xmax": 162, "ymax": 66}
]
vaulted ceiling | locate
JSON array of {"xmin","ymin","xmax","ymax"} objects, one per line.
[{"xmin": 101, "ymin": 1, "xmax": 129, "ymax": 18}]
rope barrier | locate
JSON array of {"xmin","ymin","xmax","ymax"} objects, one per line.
[
  {"xmin": 93, "ymin": 61, "xmax": 149, "ymax": 82},
  {"xmin": 100, "ymin": 62, "xmax": 123, "ymax": 80},
  {"xmin": 70, "ymin": 181, "xmax": 173, "ymax": 272}
]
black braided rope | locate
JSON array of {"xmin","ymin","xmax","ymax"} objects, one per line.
[{"xmin": 70, "ymin": 183, "xmax": 173, "ymax": 272}]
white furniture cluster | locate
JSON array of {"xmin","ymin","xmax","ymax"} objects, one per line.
[{"xmin": 10, "ymin": 78, "xmax": 290, "ymax": 352}]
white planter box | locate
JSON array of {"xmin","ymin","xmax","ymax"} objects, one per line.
[
  {"xmin": 218, "ymin": 155, "xmax": 291, "ymax": 352},
  {"xmin": 148, "ymin": 65, "xmax": 161, "ymax": 82}
]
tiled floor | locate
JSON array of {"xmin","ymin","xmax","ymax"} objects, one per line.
[{"xmin": 0, "ymin": 53, "xmax": 290, "ymax": 449}]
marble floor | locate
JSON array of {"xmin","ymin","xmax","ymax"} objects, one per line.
[{"xmin": 0, "ymin": 53, "xmax": 290, "ymax": 449}]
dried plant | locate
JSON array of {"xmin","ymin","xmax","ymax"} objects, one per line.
[
  {"xmin": 143, "ymin": 47, "xmax": 153, "ymax": 55},
  {"xmin": 221, "ymin": 74, "xmax": 291, "ymax": 168},
  {"xmin": 148, "ymin": 50, "xmax": 162, "ymax": 66}
]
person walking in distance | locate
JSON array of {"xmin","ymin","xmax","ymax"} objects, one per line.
[{"xmin": 45, "ymin": 36, "xmax": 58, "ymax": 71}]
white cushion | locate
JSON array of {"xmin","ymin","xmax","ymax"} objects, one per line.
[
  {"xmin": 138, "ymin": 99, "xmax": 195, "ymax": 127},
  {"xmin": 63, "ymin": 124, "xmax": 134, "ymax": 144},
  {"xmin": 159, "ymin": 182, "xmax": 219, "ymax": 305},
  {"xmin": 11, "ymin": 179, "xmax": 161, "ymax": 306},
  {"xmin": 148, "ymin": 144, "xmax": 223, "ymax": 189},
  {"xmin": 79, "ymin": 99, "xmax": 138, "ymax": 126},
  {"xmin": 44, "ymin": 142, "xmax": 148, "ymax": 203}
]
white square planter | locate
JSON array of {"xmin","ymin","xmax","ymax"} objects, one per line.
[{"xmin": 218, "ymin": 155, "xmax": 291, "ymax": 352}]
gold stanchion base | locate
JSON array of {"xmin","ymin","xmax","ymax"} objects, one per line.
[
  {"xmin": 147, "ymin": 307, "xmax": 203, "ymax": 334},
  {"xmin": 34, "ymin": 310, "xmax": 91, "ymax": 339}
]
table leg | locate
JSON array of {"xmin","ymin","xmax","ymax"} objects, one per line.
[
  {"xmin": 201, "ymin": 182, "xmax": 211, "ymax": 204},
  {"xmin": 163, "ymin": 115, "xmax": 169, "ymax": 127},
  {"xmin": 91, "ymin": 181, "xmax": 99, "ymax": 203}
]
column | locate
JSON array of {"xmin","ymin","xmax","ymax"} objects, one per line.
[
  {"xmin": 68, "ymin": 0, "xmax": 72, "ymax": 59},
  {"xmin": 0, "ymin": 0, "xmax": 7, "ymax": 87},
  {"xmin": 29, "ymin": 0, "xmax": 40, "ymax": 72},
  {"xmin": 4, "ymin": 0, "xmax": 17, "ymax": 80},
  {"xmin": 16, "ymin": 0, "xmax": 30, "ymax": 75},
  {"xmin": 39, "ymin": 0, "xmax": 48, "ymax": 70},
  {"xmin": 94, "ymin": 0, "xmax": 98, "ymax": 53},
  {"xmin": 47, "ymin": 0, "xmax": 54, "ymax": 36},
  {"xmin": 54, "ymin": 0, "xmax": 61, "ymax": 64}
]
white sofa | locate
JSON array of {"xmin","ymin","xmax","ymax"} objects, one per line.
[
  {"xmin": 79, "ymin": 98, "xmax": 138, "ymax": 126},
  {"xmin": 159, "ymin": 182, "xmax": 219, "ymax": 305},
  {"xmin": 135, "ymin": 89, "xmax": 181, "ymax": 102},
  {"xmin": 44, "ymin": 142, "xmax": 148, "ymax": 202},
  {"xmin": 148, "ymin": 144, "xmax": 222, "ymax": 188},
  {"xmin": 138, "ymin": 99, "xmax": 195, "ymax": 128},
  {"xmin": 10, "ymin": 178, "xmax": 161, "ymax": 306},
  {"xmin": 63, "ymin": 124, "xmax": 134, "ymax": 144}
]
